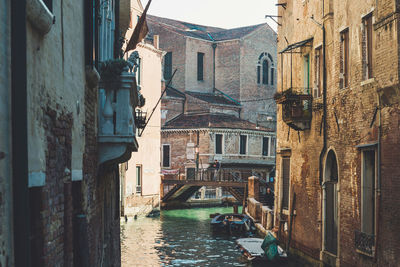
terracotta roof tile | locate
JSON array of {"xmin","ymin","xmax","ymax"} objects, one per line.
[
  {"xmin": 147, "ymin": 15, "xmax": 272, "ymax": 42},
  {"xmin": 163, "ymin": 113, "xmax": 273, "ymax": 132},
  {"xmin": 185, "ymin": 91, "xmax": 240, "ymax": 106}
]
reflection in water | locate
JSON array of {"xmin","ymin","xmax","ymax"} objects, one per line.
[{"xmin": 121, "ymin": 207, "xmax": 304, "ymax": 267}]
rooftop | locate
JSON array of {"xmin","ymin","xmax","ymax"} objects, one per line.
[
  {"xmin": 162, "ymin": 113, "xmax": 273, "ymax": 132},
  {"xmin": 185, "ymin": 91, "xmax": 240, "ymax": 106},
  {"xmin": 147, "ymin": 15, "xmax": 274, "ymax": 42}
]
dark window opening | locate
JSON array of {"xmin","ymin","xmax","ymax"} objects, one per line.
[
  {"xmin": 257, "ymin": 66, "xmax": 261, "ymax": 84},
  {"xmin": 197, "ymin": 52, "xmax": 204, "ymax": 81},
  {"xmin": 164, "ymin": 52, "xmax": 172, "ymax": 80},
  {"xmin": 262, "ymin": 137, "xmax": 269, "ymax": 156},
  {"xmin": 262, "ymin": 60, "xmax": 269, "ymax": 84},
  {"xmin": 85, "ymin": 0, "xmax": 99, "ymax": 68},
  {"xmin": 271, "ymin": 68, "xmax": 274, "ymax": 85},
  {"xmin": 282, "ymin": 158, "xmax": 290, "ymax": 209},
  {"xmin": 137, "ymin": 57, "xmax": 141, "ymax": 86},
  {"xmin": 187, "ymin": 168, "xmax": 195, "ymax": 180},
  {"xmin": 239, "ymin": 135, "xmax": 247, "ymax": 155},
  {"xmin": 163, "ymin": 145, "xmax": 170, "ymax": 167},
  {"xmin": 136, "ymin": 165, "xmax": 141, "ymax": 186},
  {"xmin": 215, "ymin": 134, "xmax": 223, "ymax": 154}
]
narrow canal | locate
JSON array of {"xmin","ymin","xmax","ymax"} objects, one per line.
[{"xmin": 121, "ymin": 207, "xmax": 306, "ymax": 266}]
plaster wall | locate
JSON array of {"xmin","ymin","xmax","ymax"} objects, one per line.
[
  {"xmin": 240, "ymin": 24, "xmax": 277, "ymax": 125},
  {"xmin": 125, "ymin": 42, "xmax": 163, "ymax": 196},
  {"xmin": 26, "ymin": 1, "xmax": 86, "ymax": 186},
  {"xmin": 0, "ymin": 0, "xmax": 13, "ymax": 265},
  {"xmin": 215, "ymin": 40, "xmax": 241, "ymax": 99}
]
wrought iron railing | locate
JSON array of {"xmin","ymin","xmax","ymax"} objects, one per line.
[
  {"xmin": 355, "ymin": 230, "xmax": 375, "ymax": 256},
  {"xmin": 274, "ymin": 87, "xmax": 313, "ymax": 130}
]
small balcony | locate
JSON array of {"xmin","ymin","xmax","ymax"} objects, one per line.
[
  {"xmin": 274, "ymin": 88, "xmax": 313, "ymax": 131},
  {"xmin": 355, "ymin": 230, "xmax": 375, "ymax": 257},
  {"xmin": 98, "ymin": 54, "xmax": 143, "ymax": 165}
]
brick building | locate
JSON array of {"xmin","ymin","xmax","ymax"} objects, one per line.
[
  {"xmin": 148, "ymin": 15, "xmax": 278, "ymax": 129},
  {"xmin": 274, "ymin": 0, "xmax": 400, "ymax": 266},
  {"xmin": 143, "ymin": 16, "xmax": 277, "ymax": 200},
  {"xmin": 0, "ymin": 0, "xmax": 142, "ymax": 266}
]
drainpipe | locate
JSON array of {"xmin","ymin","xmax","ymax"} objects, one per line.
[
  {"xmin": 374, "ymin": 90, "xmax": 382, "ymax": 261},
  {"xmin": 212, "ymin": 43, "xmax": 217, "ymax": 92},
  {"xmin": 319, "ymin": 10, "xmax": 327, "ymax": 186},
  {"xmin": 11, "ymin": 0, "xmax": 30, "ymax": 266}
]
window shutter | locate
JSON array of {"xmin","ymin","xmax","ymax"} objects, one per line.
[{"xmin": 164, "ymin": 52, "xmax": 172, "ymax": 80}]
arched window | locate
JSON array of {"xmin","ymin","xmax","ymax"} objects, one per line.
[
  {"xmin": 262, "ymin": 60, "xmax": 269, "ymax": 84},
  {"xmin": 257, "ymin": 52, "xmax": 274, "ymax": 86}
]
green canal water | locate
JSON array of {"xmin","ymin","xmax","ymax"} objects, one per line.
[{"xmin": 121, "ymin": 206, "xmax": 304, "ymax": 267}]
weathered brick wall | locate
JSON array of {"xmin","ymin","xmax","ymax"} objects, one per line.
[
  {"xmin": 29, "ymin": 107, "xmax": 73, "ymax": 266},
  {"xmin": 185, "ymin": 38, "xmax": 214, "ymax": 93},
  {"xmin": 276, "ymin": 0, "xmax": 400, "ymax": 265},
  {"xmin": 161, "ymin": 97, "xmax": 185, "ymax": 126},
  {"xmin": 151, "ymin": 23, "xmax": 187, "ymax": 91},
  {"xmin": 161, "ymin": 131, "xmax": 211, "ymax": 171},
  {"xmin": 83, "ymin": 80, "xmax": 121, "ymax": 266},
  {"xmin": 240, "ymin": 25, "xmax": 277, "ymax": 125},
  {"xmin": 215, "ymin": 40, "xmax": 241, "ymax": 99}
]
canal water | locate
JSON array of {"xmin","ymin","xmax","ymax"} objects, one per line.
[{"xmin": 121, "ymin": 206, "xmax": 305, "ymax": 266}]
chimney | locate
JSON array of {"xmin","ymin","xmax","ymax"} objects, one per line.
[{"xmin": 153, "ymin": 35, "xmax": 159, "ymax": 49}]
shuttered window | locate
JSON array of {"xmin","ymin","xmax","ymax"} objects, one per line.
[
  {"xmin": 340, "ymin": 29, "xmax": 349, "ymax": 89},
  {"xmin": 215, "ymin": 134, "xmax": 223, "ymax": 154},
  {"xmin": 164, "ymin": 52, "xmax": 172, "ymax": 80},
  {"xmin": 363, "ymin": 14, "xmax": 373, "ymax": 80},
  {"xmin": 197, "ymin": 52, "xmax": 204, "ymax": 81},
  {"xmin": 362, "ymin": 150, "xmax": 376, "ymax": 235},
  {"xmin": 282, "ymin": 158, "xmax": 290, "ymax": 209}
]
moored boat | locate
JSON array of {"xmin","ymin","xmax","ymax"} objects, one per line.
[
  {"xmin": 210, "ymin": 213, "xmax": 254, "ymax": 236},
  {"xmin": 236, "ymin": 232, "xmax": 287, "ymax": 262}
]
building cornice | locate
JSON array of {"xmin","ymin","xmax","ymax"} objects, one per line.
[{"xmin": 161, "ymin": 127, "xmax": 275, "ymax": 136}]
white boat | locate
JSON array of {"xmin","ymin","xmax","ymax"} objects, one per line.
[{"xmin": 236, "ymin": 236, "xmax": 287, "ymax": 261}]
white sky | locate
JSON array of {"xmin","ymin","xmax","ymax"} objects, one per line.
[{"xmin": 141, "ymin": 0, "xmax": 278, "ymax": 31}]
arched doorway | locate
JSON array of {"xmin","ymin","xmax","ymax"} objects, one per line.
[{"xmin": 324, "ymin": 150, "xmax": 338, "ymax": 255}]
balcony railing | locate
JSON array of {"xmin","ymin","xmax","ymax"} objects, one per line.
[
  {"xmin": 274, "ymin": 87, "xmax": 313, "ymax": 131},
  {"xmin": 355, "ymin": 230, "xmax": 375, "ymax": 257},
  {"xmin": 98, "ymin": 54, "xmax": 141, "ymax": 165}
]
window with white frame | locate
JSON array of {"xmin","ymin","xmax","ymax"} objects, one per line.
[{"xmin": 257, "ymin": 52, "xmax": 274, "ymax": 86}]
